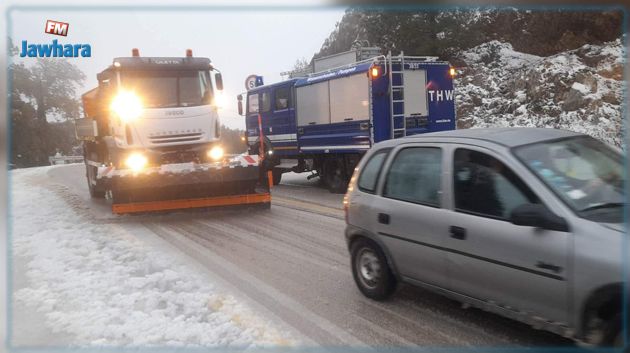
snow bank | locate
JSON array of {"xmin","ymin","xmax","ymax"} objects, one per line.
[
  {"xmin": 11, "ymin": 167, "xmax": 293, "ymax": 348},
  {"xmin": 455, "ymin": 39, "xmax": 624, "ymax": 148}
]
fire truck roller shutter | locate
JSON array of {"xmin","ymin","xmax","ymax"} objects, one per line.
[
  {"xmin": 296, "ymin": 81, "xmax": 330, "ymax": 126},
  {"xmin": 403, "ymin": 69, "xmax": 429, "ymax": 117},
  {"xmin": 329, "ymin": 74, "xmax": 370, "ymax": 123}
]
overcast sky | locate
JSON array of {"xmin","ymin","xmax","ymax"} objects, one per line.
[{"xmin": 9, "ymin": 7, "xmax": 346, "ymax": 129}]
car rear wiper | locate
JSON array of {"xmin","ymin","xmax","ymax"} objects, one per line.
[{"xmin": 579, "ymin": 202, "xmax": 625, "ymax": 213}]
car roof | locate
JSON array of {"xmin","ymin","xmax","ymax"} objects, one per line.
[{"xmin": 397, "ymin": 128, "xmax": 584, "ymax": 148}]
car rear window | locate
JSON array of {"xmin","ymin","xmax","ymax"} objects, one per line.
[
  {"xmin": 358, "ymin": 150, "xmax": 388, "ymax": 193},
  {"xmin": 384, "ymin": 147, "xmax": 442, "ymax": 207}
]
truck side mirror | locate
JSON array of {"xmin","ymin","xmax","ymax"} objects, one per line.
[
  {"xmin": 237, "ymin": 94, "xmax": 243, "ymax": 116},
  {"xmin": 215, "ymin": 73, "xmax": 224, "ymax": 91}
]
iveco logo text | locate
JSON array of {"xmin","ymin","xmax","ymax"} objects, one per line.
[
  {"xmin": 20, "ymin": 20, "xmax": 91, "ymax": 58},
  {"xmin": 428, "ymin": 90, "xmax": 454, "ymax": 102},
  {"xmin": 165, "ymin": 110, "xmax": 185, "ymax": 116}
]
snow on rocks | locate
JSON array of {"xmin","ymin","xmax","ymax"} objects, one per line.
[
  {"xmin": 455, "ymin": 39, "xmax": 624, "ymax": 148},
  {"xmin": 11, "ymin": 167, "xmax": 294, "ymax": 348}
]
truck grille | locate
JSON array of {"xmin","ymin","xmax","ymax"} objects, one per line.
[{"xmin": 149, "ymin": 132, "xmax": 203, "ymax": 144}]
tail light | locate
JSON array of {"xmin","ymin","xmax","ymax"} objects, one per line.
[
  {"xmin": 370, "ymin": 65, "xmax": 380, "ymax": 79},
  {"xmin": 343, "ymin": 167, "xmax": 359, "ymax": 224},
  {"xmin": 343, "ymin": 193, "xmax": 349, "ymax": 224}
]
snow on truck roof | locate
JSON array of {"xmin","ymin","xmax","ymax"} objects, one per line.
[{"xmin": 403, "ymin": 128, "xmax": 584, "ymax": 148}]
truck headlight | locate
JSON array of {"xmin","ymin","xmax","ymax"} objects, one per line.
[
  {"xmin": 125, "ymin": 152, "xmax": 148, "ymax": 172},
  {"xmin": 207, "ymin": 146, "xmax": 224, "ymax": 161},
  {"xmin": 111, "ymin": 91, "xmax": 143, "ymax": 122}
]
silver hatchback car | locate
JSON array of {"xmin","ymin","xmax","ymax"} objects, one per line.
[{"xmin": 344, "ymin": 128, "xmax": 626, "ymax": 346}]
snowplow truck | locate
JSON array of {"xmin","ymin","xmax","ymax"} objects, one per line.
[{"xmin": 75, "ymin": 49, "xmax": 270, "ymax": 214}]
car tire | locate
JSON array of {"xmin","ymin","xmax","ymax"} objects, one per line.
[
  {"xmin": 350, "ymin": 238, "xmax": 396, "ymax": 300},
  {"xmin": 602, "ymin": 313, "xmax": 623, "ymax": 347}
]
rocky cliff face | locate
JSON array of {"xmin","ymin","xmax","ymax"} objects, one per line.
[{"xmin": 454, "ymin": 39, "xmax": 624, "ymax": 148}]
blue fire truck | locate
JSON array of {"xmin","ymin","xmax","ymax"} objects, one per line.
[{"xmin": 238, "ymin": 49, "xmax": 456, "ymax": 192}]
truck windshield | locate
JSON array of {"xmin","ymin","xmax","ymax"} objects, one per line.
[
  {"xmin": 514, "ymin": 136, "xmax": 625, "ymax": 223},
  {"xmin": 120, "ymin": 70, "xmax": 213, "ymax": 108}
]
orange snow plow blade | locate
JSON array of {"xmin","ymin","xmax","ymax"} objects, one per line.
[{"xmin": 112, "ymin": 192, "xmax": 270, "ymax": 214}]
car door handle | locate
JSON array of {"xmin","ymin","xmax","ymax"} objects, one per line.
[
  {"xmin": 450, "ymin": 226, "xmax": 466, "ymax": 240},
  {"xmin": 378, "ymin": 213, "xmax": 390, "ymax": 225},
  {"xmin": 536, "ymin": 261, "xmax": 562, "ymax": 273}
]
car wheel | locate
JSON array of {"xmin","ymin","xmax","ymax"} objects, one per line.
[
  {"xmin": 351, "ymin": 238, "xmax": 396, "ymax": 300},
  {"xmin": 602, "ymin": 313, "xmax": 623, "ymax": 347}
]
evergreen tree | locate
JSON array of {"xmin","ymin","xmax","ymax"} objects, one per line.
[{"xmin": 9, "ymin": 39, "xmax": 85, "ymax": 167}]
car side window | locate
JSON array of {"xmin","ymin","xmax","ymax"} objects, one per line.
[
  {"xmin": 358, "ymin": 150, "xmax": 388, "ymax": 193},
  {"xmin": 453, "ymin": 148, "xmax": 539, "ymax": 220},
  {"xmin": 384, "ymin": 147, "xmax": 442, "ymax": 207}
]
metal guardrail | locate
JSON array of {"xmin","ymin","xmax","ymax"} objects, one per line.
[{"xmin": 49, "ymin": 155, "xmax": 84, "ymax": 165}]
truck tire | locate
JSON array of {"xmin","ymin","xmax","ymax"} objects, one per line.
[
  {"xmin": 85, "ymin": 152, "xmax": 105, "ymax": 198},
  {"xmin": 350, "ymin": 238, "xmax": 396, "ymax": 301},
  {"xmin": 323, "ymin": 159, "xmax": 347, "ymax": 194},
  {"xmin": 272, "ymin": 169, "xmax": 283, "ymax": 185}
]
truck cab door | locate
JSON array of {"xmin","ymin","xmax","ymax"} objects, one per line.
[{"xmin": 267, "ymin": 85, "xmax": 297, "ymax": 153}]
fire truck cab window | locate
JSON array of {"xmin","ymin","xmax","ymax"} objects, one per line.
[
  {"xmin": 248, "ymin": 93, "xmax": 259, "ymax": 114},
  {"xmin": 274, "ymin": 87, "xmax": 290, "ymax": 111}
]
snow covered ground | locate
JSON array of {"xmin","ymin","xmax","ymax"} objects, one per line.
[
  {"xmin": 9, "ymin": 166, "xmax": 295, "ymax": 348},
  {"xmin": 455, "ymin": 39, "xmax": 624, "ymax": 148}
]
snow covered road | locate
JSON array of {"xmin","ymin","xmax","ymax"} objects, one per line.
[
  {"xmin": 9, "ymin": 164, "xmax": 574, "ymax": 349},
  {"xmin": 10, "ymin": 166, "xmax": 296, "ymax": 348}
]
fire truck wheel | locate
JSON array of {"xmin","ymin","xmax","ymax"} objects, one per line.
[{"xmin": 324, "ymin": 159, "xmax": 348, "ymax": 194}]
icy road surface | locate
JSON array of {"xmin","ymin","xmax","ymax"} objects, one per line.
[{"xmin": 9, "ymin": 164, "xmax": 574, "ymax": 349}]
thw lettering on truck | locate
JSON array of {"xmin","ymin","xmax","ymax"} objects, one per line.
[{"xmin": 428, "ymin": 90, "xmax": 454, "ymax": 102}]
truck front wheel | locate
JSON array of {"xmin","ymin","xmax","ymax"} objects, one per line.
[{"xmin": 85, "ymin": 152, "xmax": 105, "ymax": 198}]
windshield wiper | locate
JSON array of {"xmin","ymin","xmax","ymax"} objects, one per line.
[{"xmin": 579, "ymin": 202, "xmax": 625, "ymax": 213}]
